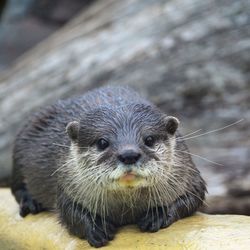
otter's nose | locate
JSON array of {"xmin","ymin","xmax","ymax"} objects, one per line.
[{"xmin": 118, "ymin": 150, "xmax": 141, "ymax": 165}]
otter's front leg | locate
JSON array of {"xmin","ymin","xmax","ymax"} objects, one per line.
[
  {"xmin": 57, "ymin": 192, "xmax": 116, "ymax": 248},
  {"xmin": 137, "ymin": 193, "xmax": 204, "ymax": 232}
]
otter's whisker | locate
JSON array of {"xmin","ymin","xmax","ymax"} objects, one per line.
[
  {"xmin": 51, "ymin": 158, "xmax": 76, "ymax": 176},
  {"xmin": 162, "ymin": 171, "xmax": 208, "ymax": 206},
  {"xmin": 177, "ymin": 129, "xmax": 202, "ymax": 139},
  {"xmin": 176, "ymin": 119, "xmax": 244, "ymax": 142},
  {"xmin": 175, "ymin": 150, "xmax": 223, "ymax": 166},
  {"xmin": 152, "ymin": 182, "xmax": 166, "ymax": 223}
]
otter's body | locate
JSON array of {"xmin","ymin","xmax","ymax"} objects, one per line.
[{"xmin": 11, "ymin": 86, "xmax": 206, "ymax": 248}]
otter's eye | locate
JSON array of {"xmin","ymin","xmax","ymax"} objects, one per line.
[
  {"xmin": 97, "ymin": 138, "xmax": 109, "ymax": 150},
  {"xmin": 144, "ymin": 136, "xmax": 155, "ymax": 147}
]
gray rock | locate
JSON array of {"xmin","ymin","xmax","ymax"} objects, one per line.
[{"xmin": 0, "ymin": 0, "xmax": 249, "ymax": 214}]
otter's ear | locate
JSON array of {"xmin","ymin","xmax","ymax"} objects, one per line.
[
  {"xmin": 165, "ymin": 116, "xmax": 179, "ymax": 135},
  {"xmin": 66, "ymin": 121, "xmax": 79, "ymax": 141}
]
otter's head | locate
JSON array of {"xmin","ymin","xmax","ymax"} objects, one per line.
[{"xmin": 66, "ymin": 104, "xmax": 179, "ymax": 191}]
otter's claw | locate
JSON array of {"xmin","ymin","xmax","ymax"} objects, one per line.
[
  {"xmin": 17, "ymin": 188, "xmax": 45, "ymax": 217},
  {"xmin": 85, "ymin": 216, "xmax": 116, "ymax": 248},
  {"xmin": 138, "ymin": 206, "xmax": 172, "ymax": 232}
]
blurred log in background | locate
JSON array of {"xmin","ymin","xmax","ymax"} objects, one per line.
[{"xmin": 0, "ymin": 0, "xmax": 250, "ymax": 215}]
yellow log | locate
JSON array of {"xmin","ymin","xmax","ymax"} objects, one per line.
[{"xmin": 0, "ymin": 188, "xmax": 250, "ymax": 250}]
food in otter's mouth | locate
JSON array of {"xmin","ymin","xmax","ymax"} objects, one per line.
[{"xmin": 11, "ymin": 86, "xmax": 206, "ymax": 248}]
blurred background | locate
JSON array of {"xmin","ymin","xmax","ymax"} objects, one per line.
[{"xmin": 0, "ymin": 0, "xmax": 249, "ymax": 215}]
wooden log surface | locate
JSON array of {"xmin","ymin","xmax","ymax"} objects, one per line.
[
  {"xmin": 1, "ymin": 188, "xmax": 250, "ymax": 250},
  {"xmin": 0, "ymin": 0, "xmax": 250, "ymax": 213}
]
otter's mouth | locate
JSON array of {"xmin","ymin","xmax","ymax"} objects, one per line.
[
  {"xmin": 108, "ymin": 164, "xmax": 150, "ymax": 189},
  {"xmin": 117, "ymin": 171, "xmax": 146, "ymax": 188}
]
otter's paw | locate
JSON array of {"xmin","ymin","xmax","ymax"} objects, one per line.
[
  {"xmin": 19, "ymin": 189, "xmax": 45, "ymax": 217},
  {"xmin": 138, "ymin": 206, "xmax": 170, "ymax": 232},
  {"xmin": 85, "ymin": 216, "xmax": 116, "ymax": 248}
]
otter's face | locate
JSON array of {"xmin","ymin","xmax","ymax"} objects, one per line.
[{"xmin": 66, "ymin": 104, "xmax": 179, "ymax": 190}]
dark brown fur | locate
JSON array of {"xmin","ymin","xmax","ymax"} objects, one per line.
[{"xmin": 11, "ymin": 86, "xmax": 206, "ymax": 248}]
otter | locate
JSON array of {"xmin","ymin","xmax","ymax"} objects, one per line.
[{"xmin": 11, "ymin": 86, "xmax": 206, "ymax": 248}]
